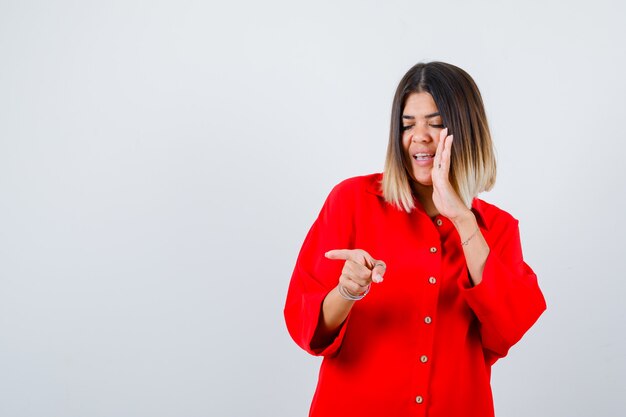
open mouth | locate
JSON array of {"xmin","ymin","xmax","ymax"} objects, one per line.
[{"xmin": 413, "ymin": 153, "xmax": 435, "ymax": 161}]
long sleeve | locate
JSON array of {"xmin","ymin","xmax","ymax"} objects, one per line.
[
  {"xmin": 284, "ymin": 182, "xmax": 356, "ymax": 356},
  {"xmin": 458, "ymin": 215, "xmax": 546, "ymax": 364}
]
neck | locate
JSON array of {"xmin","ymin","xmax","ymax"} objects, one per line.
[{"xmin": 411, "ymin": 182, "xmax": 439, "ymax": 217}]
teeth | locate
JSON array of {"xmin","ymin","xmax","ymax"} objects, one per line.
[{"xmin": 414, "ymin": 153, "xmax": 433, "ymax": 160}]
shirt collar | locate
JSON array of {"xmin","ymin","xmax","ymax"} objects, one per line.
[{"xmin": 366, "ymin": 173, "xmax": 489, "ymax": 230}]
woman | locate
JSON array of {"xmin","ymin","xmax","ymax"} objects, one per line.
[{"xmin": 284, "ymin": 62, "xmax": 546, "ymax": 417}]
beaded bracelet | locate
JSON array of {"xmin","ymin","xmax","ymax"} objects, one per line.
[{"xmin": 338, "ymin": 283, "xmax": 371, "ymax": 301}]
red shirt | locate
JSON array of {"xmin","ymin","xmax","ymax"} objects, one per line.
[{"xmin": 284, "ymin": 173, "xmax": 546, "ymax": 417}]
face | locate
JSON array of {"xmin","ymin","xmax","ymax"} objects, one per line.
[{"xmin": 401, "ymin": 92, "xmax": 445, "ymax": 187}]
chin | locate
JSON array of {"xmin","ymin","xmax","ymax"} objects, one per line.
[{"xmin": 411, "ymin": 171, "xmax": 433, "ymax": 187}]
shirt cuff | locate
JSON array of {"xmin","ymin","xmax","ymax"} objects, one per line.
[{"xmin": 301, "ymin": 290, "xmax": 351, "ymax": 357}]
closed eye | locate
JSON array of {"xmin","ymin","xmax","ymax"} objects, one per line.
[{"xmin": 402, "ymin": 125, "xmax": 414, "ymax": 131}]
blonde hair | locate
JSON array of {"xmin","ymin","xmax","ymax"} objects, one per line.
[{"xmin": 383, "ymin": 62, "xmax": 497, "ymax": 212}]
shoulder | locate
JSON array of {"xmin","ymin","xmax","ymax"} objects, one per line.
[
  {"xmin": 328, "ymin": 173, "xmax": 383, "ymax": 200},
  {"xmin": 315, "ymin": 174, "xmax": 382, "ymax": 224},
  {"xmin": 472, "ymin": 198, "xmax": 519, "ymax": 231}
]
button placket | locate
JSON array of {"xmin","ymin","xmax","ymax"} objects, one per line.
[
  {"xmin": 413, "ymin": 212, "xmax": 451, "ymax": 410},
  {"xmin": 412, "ymin": 241, "xmax": 440, "ymax": 411}
]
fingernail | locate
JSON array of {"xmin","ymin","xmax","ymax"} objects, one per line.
[{"xmin": 373, "ymin": 273, "xmax": 383, "ymax": 283}]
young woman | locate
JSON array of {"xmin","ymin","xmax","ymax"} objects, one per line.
[{"xmin": 284, "ymin": 61, "xmax": 546, "ymax": 417}]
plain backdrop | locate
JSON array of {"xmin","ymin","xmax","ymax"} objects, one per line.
[{"xmin": 1, "ymin": 0, "xmax": 625, "ymax": 416}]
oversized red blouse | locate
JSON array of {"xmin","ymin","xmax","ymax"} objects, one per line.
[{"xmin": 284, "ymin": 173, "xmax": 546, "ymax": 417}]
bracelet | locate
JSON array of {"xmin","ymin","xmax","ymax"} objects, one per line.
[
  {"xmin": 461, "ymin": 227, "xmax": 480, "ymax": 246},
  {"xmin": 338, "ymin": 283, "xmax": 370, "ymax": 301}
]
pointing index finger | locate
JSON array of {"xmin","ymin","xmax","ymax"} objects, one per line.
[
  {"xmin": 325, "ymin": 249, "xmax": 367, "ymax": 264},
  {"xmin": 326, "ymin": 250, "xmax": 387, "ymax": 284}
]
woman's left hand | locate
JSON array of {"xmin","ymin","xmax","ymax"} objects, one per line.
[{"xmin": 431, "ymin": 128, "xmax": 473, "ymax": 222}]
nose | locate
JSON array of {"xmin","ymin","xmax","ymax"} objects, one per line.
[{"xmin": 411, "ymin": 126, "xmax": 434, "ymax": 143}]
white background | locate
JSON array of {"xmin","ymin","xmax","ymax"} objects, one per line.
[{"xmin": 1, "ymin": 0, "xmax": 625, "ymax": 416}]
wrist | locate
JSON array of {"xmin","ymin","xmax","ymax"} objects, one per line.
[
  {"xmin": 451, "ymin": 209, "xmax": 475, "ymax": 228},
  {"xmin": 337, "ymin": 283, "xmax": 370, "ymax": 301}
]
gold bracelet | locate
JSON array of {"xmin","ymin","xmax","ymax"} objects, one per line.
[{"xmin": 461, "ymin": 227, "xmax": 480, "ymax": 246}]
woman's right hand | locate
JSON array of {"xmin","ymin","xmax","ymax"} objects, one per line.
[
  {"xmin": 325, "ymin": 249, "xmax": 386, "ymax": 295},
  {"xmin": 310, "ymin": 249, "xmax": 386, "ymax": 349}
]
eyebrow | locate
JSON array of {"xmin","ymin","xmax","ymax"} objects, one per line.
[{"xmin": 402, "ymin": 112, "xmax": 440, "ymax": 120}]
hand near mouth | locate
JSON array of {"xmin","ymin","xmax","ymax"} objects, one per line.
[{"xmin": 431, "ymin": 128, "xmax": 474, "ymax": 223}]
